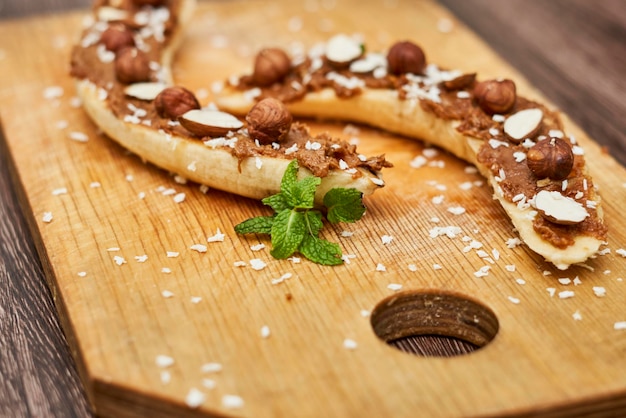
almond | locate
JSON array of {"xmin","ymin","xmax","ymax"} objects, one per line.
[
  {"xmin": 503, "ymin": 108, "xmax": 543, "ymax": 143},
  {"xmin": 97, "ymin": 6, "xmax": 129, "ymax": 22},
  {"xmin": 124, "ymin": 82, "xmax": 167, "ymax": 101},
  {"xmin": 533, "ymin": 190, "xmax": 588, "ymax": 225},
  {"xmin": 179, "ymin": 109, "xmax": 243, "ymax": 137},
  {"xmin": 326, "ymin": 34, "xmax": 363, "ymax": 67}
]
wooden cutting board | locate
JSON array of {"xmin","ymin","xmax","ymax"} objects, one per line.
[{"xmin": 1, "ymin": 1, "xmax": 625, "ymax": 416}]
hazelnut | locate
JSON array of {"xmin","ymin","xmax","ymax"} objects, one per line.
[
  {"xmin": 526, "ymin": 137, "xmax": 574, "ymax": 180},
  {"xmin": 386, "ymin": 41, "xmax": 426, "ymax": 75},
  {"xmin": 252, "ymin": 48, "xmax": 291, "ymax": 87},
  {"xmin": 246, "ymin": 98, "xmax": 293, "ymax": 145},
  {"xmin": 154, "ymin": 86, "xmax": 201, "ymax": 119},
  {"xmin": 442, "ymin": 73, "xmax": 476, "ymax": 91},
  {"xmin": 473, "ymin": 79, "xmax": 516, "ymax": 114},
  {"xmin": 100, "ymin": 24, "xmax": 135, "ymax": 52},
  {"xmin": 114, "ymin": 47, "xmax": 151, "ymax": 84}
]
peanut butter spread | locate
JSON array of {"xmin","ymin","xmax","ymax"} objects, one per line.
[
  {"xmin": 70, "ymin": 2, "xmax": 390, "ymax": 181},
  {"xmin": 230, "ymin": 38, "xmax": 607, "ymax": 248}
]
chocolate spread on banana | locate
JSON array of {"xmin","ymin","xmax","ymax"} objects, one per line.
[
  {"xmin": 231, "ymin": 41, "xmax": 607, "ymax": 248},
  {"xmin": 70, "ymin": 1, "xmax": 390, "ymax": 182}
]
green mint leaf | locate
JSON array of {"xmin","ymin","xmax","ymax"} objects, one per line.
[
  {"xmin": 280, "ymin": 160, "xmax": 299, "ymax": 198},
  {"xmin": 304, "ymin": 210, "xmax": 323, "ymax": 236},
  {"xmin": 291, "ymin": 176, "xmax": 321, "ymax": 209},
  {"xmin": 234, "ymin": 216, "xmax": 274, "ymax": 235},
  {"xmin": 280, "ymin": 160, "xmax": 320, "ymax": 209},
  {"xmin": 270, "ymin": 209, "xmax": 306, "ymax": 259},
  {"xmin": 324, "ymin": 188, "xmax": 366, "ymax": 223},
  {"xmin": 262, "ymin": 193, "xmax": 290, "ymax": 212},
  {"xmin": 299, "ymin": 235, "xmax": 343, "ymax": 266}
]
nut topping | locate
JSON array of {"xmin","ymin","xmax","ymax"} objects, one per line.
[
  {"xmin": 178, "ymin": 109, "xmax": 244, "ymax": 138},
  {"xmin": 100, "ymin": 24, "xmax": 135, "ymax": 52},
  {"xmin": 252, "ymin": 48, "xmax": 291, "ymax": 87},
  {"xmin": 246, "ymin": 98, "xmax": 293, "ymax": 145},
  {"xmin": 533, "ymin": 190, "xmax": 588, "ymax": 225},
  {"xmin": 386, "ymin": 41, "xmax": 426, "ymax": 75},
  {"xmin": 96, "ymin": 6, "xmax": 129, "ymax": 22},
  {"xmin": 526, "ymin": 137, "xmax": 574, "ymax": 180},
  {"xmin": 155, "ymin": 86, "xmax": 201, "ymax": 119},
  {"xmin": 114, "ymin": 47, "xmax": 151, "ymax": 84},
  {"xmin": 473, "ymin": 79, "xmax": 516, "ymax": 114},
  {"xmin": 124, "ymin": 82, "xmax": 167, "ymax": 101},
  {"xmin": 503, "ymin": 108, "xmax": 543, "ymax": 143},
  {"xmin": 325, "ymin": 34, "xmax": 363, "ymax": 67},
  {"xmin": 442, "ymin": 73, "xmax": 476, "ymax": 91}
]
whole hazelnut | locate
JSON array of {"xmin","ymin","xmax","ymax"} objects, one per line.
[
  {"xmin": 386, "ymin": 41, "xmax": 426, "ymax": 75},
  {"xmin": 526, "ymin": 137, "xmax": 574, "ymax": 180},
  {"xmin": 252, "ymin": 48, "xmax": 291, "ymax": 87},
  {"xmin": 154, "ymin": 86, "xmax": 201, "ymax": 119},
  {"xmin": 114, "ymin": 47, "xmax": 151, "ymax": 84},
  {"xmin": 100, "ymin": 24, "xmax": 135, "ymax": 52},
  {"xmin": 246, "ymin": 98, "xmax": 292, "ymax": 145},
  {"xmin": 473, "ymin": 79, "xmax": 516, "ymax": 114}
]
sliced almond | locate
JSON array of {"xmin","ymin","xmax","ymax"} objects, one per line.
[
  {"xmin": 349, "ymin": 53, "xmax": 386, "ymax": 73},
  {"xmin": 179, "ymin": 109, "xmax": 243, "ymax": 137},
  {"xmin": 326, "ymin": 34, "xmax": 362, "ymax": 66},
  {"xmin": 533, "ymin": 190, "xmax": 589, "ymax": 225},
  {"xmin": 124, "ymin": 82, "xmax": 167, "ymax": 101},
  {"xmin": 97, "ymin": 6, "xmax": 129, "ymax": 22},
  {"xmin": 503, "ymin": 108, "xmax": 543, "ymax": 142}
]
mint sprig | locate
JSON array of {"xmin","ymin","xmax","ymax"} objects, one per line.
[{"xmin": 234, "ymin": 160, "xmax": 366, "ymax": 265}]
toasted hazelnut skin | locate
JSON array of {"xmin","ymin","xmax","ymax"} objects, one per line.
[
  {"xmin": 154, "ymin": 86, "xmax": 201, "ymax": 119},
  {"xmin": 526, "ymin": 137, "xmax": 574, "ymax": 180},
  {"xmin": 442, "ymin": 73, "xmax": 476, "ymax": 91},
  {"xmin": 246, "ymin": 98, "xmax": 293, "ymax": 145},
  {"xmin": 100, "ymin": 25, "xmax": 135, "ymax": 53},
  {"xmin": 252, "ymin": 48, "xmax": 291, "ymax": 87},
  {"xmin": 386, "ymin": 41, "xmax": 426, "ymax": 75},
  {"xmin": 474, "ymin": 79, "xmax": 517, "ymax": 114},
  {"xmin": 114, "ymin": 47, "xmax": 151, "ymax": 84}
]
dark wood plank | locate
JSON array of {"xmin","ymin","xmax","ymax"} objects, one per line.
[{"xmin": 0, "ymin": 134, "xmax": 93, "ymax": 417}]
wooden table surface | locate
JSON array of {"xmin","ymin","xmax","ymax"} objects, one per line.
[{"xmin": 1, "ymin": 1, "xmax": 624, "ymax": 416}]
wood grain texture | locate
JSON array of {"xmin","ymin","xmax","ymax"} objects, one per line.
[
  {"xmin": 0, "ymin": 1, "xmax": 625, "ymax": 417},
  {"xmin": 0, "ymin": 138, "xmax": 92, "ymax": 417}
]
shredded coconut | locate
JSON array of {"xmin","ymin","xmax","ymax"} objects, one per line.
[
  {"xmin": 185, "ymin": 388, "xmax": 205, "ymax": 409},
  {"xmin": 343, "ymin": 338, "xmax": 358, "ymax": 350},
  {"xmin": 250, "ymin": 258, "xmax": 267, "ymax": 271},
  {"xmin": 155, "ymin": 355, "xmax": 174, "ymax": 368},
  {"xmin": 207, "ymin": 228, "xmax": 225, "ymax": 242},
  {"xmin": 222, "ymin": 394, "xmax": 244, "ymax": 409}
]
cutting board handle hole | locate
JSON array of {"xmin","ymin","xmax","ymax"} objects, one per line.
[{"xmin": 369, "ymin": 289, "xmax": 499, "ymax": 357}]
